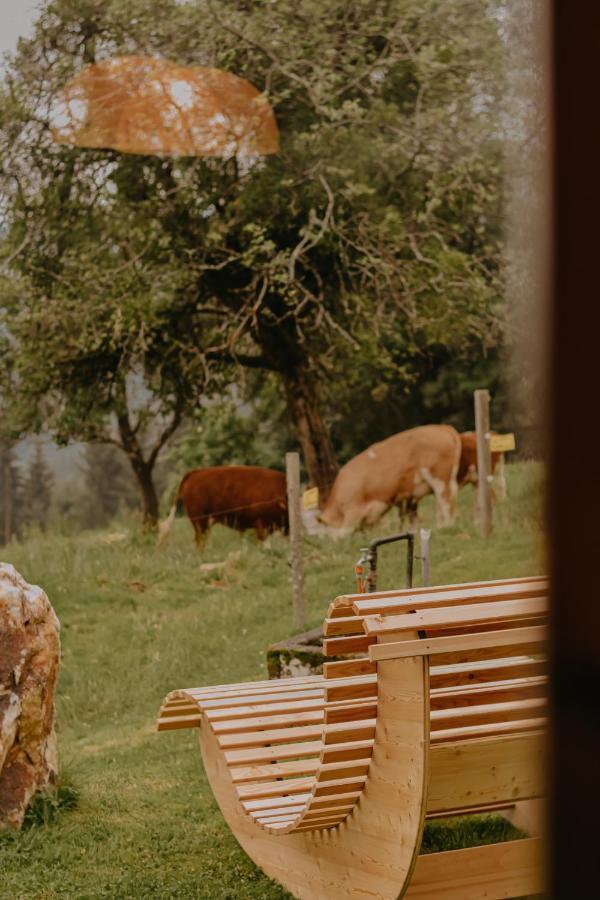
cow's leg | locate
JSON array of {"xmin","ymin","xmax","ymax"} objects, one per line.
[
  {"xmin": 254, "ymin": 522, "xmax": 270, "ymax": 542},
  {"xmin": 397, "ymin": 500, "xmax": 408, "ymax": 528},
  {"xmin": 407, "ymin": 498, "xmax": 420, "ymax": 532},
  {"xmin": 362, "ymin": 500, "xmax": 390, "ymax": 528},
  {"xmin": 396, "ymin": 499, "xmax": 419, "ymax": 532},
  {"xmin": 421, "ymin": 468, "xmax": 458, "ymax": 527},
  {"xmin": 445, "ymin": 468, "xmax": 459, "ymax": 525},
  {"xmin": 193, "ymin": 522, "xmax": 209, "ymax": 550}
]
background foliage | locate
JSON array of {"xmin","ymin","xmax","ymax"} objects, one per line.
[{"xmin": 0, "ymin": 0, "xmax": 514, "ymax": 530}]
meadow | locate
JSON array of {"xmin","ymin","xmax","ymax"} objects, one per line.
[{"xmin": 0, "ymin": 462, "xmax": 544, "ymax": 899}]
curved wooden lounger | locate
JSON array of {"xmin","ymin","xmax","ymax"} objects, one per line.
[{"xmin": 158, "ymin": 575, "xmax": 548, "ymax": 899}]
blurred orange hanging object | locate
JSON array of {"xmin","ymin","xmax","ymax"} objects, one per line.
[{"xmin": 51, "ymin": 55, "xmax": 279, "ymax": 158}]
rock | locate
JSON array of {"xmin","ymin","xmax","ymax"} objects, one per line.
[
  {"xmin": 0, "ymin": 563, "xmax": 60, "ymax": 829},
  {"xmin": 267, "ymin": 626, "xmax": 344, "ymax": 679}
]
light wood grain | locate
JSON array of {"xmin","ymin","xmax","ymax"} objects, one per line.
[
  {"xmin": 369, "ymin": 625, "xmax": 547, "ymax": 661},
  {"xmin": 405, "ymin": 838, "xmax": 544, "ymax": 899},
  {"xmin": 158, "ymin": 574, "xmax": 547, "ymax": 898},
  {"xmin": 196, "ymin": 654, "xmax": 430, "ymax": 898}
]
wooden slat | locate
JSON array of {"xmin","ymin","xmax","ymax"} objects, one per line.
[
  {"xmin": 191, "ymin": 673, "xmax": 373, "ymax": 707},
  {"xmin": 322, "ymin": 633, "xmax": 376, "ymax": 656},
  {"xmin": 158, "ymin": 702, "xmax": 199, "ymax": 715},
  {"xmin": 244, "ymin": 795, "xmax": 311, "ymax": 812},
  {"xmin": 225, "ymin": 740, "xmax": 323, "ymax": 767},
  {"xmin": 327, "ymin": 600, "xmax": 357, "ymax": 618},
  {"xmin": 229, "ymin": 758, "xmax": 320, "ymax": 783},
  {"xmin": 290, "ymin": 818, "xmax": 342, "ymax": 832},
  {"xmin": 236, "ymin": 777, "xmax": 315, "ymax": 800},
  {"xmin": 184, "ymin": 675, "xmax": 318, "ymax": 697},
  {"xmin": 363, "ymin": 597, "xmax": 547, "ymax": 636},
  {"xmin": 324, "ymin": 615, "xmax": 368, "ymax": 637},
  {"xmin": 429, "ymin": 656, "xmax": 547, "ymax": 689},
  {"xmin": 156, "ymin": 713, "xmax": 201, "ymax": 731},
  {"xmin": 219, "ymin": 723, "xmax": 323, "ymax": 750},
  {"xmin": 313, "ymin": 777, "xmax": 368, "ymax": 796},
  {"xmin": 300, "ymin": 804, "xmax": 355, "ymax": 819},
  {"xmin": 427, "ymin": 732, "xmax": 546, "ymax": 813},
  {"xmin": 197, "ymin": 687, "xmax": 325, "ymax": 711},
  {"xmin": 428, "ymin": 642, "xmax": 547, "ymax": 667},
  {"xmin": 430, "ymin": 676, "xmax": 547, "ymax": 709},
  {"xmin": 212, "ymin": 709, "xmax": 324, "ymax": 734},
  {"xmin": 320, "ymin": 739, "xmax": 375, "ymax": 763},
  {"xmin": 369, "ymin": 626, "xmax": 548, "ymax": 662},
  {"xmin": 323, "ymin": 658, "xmax": 376, "ymax": 679},
  {"xmin": 328, "ymin": 575, "xmax": 547, "ymax": 615},
  {"xmin": 406, "ymin": 838, "xmax": 543, "ymax": 899},
  {"xmin": 316, "ymin": 759, "xmax": 373, "ymax": 780},
  {"xmin": 255, "ymin": 811, "xmax": 303, "ymax": 823},
  {"xmin": 352, "ymin": 578, "xmax": 548, "ymax": 616},
  {"xmin": 430, "ymin": 697, "xmax": 547, "ymax": 730},
  {"xmin": 307, "ymin": 792, "xmax": 362, "ymax": 808},
  {"xmin": 430, "ymin": 717, "xmax": 547, "ymax": 743},
  {"xmin": 325, "ymin": 701, "xmax": 377, "ymax": 724},
  {"xmin": 325, "ymin": 675, "xmax": 377, "ymax": 703},
  {"xmin": 416, "ymin": 616, "xmax": 546, "ymax": 639},
  {"xmin": 205, "ymin": 696, "xmax": 328, "ymax": 721},
  {"xmin": 323, "ymin": 720, "xmax": 377, "ymax": 744}
]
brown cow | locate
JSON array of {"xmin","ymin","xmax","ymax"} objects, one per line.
[
  {"xmin": 303, "ymin": 424, "xmax": 461, "ymax": 536},
  {"xmin": 157, "ymin": 465, "xmax": 288, "ymax": 548},
  {"xmin": 458, "ymin": 431, "xmax": 506, "ymax": 500}
]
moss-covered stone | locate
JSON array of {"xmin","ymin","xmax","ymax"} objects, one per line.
[{"xmin": 267, "ymin": 626, "xmax": 344, "ymax": 678}]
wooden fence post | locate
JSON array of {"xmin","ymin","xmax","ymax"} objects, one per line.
[
  {"xmin": 419, "ymin": 528, "xmax": 431, "ymax": 587},
  {"xmin": 285, "ymin": 452, "xmax": 306, "ymax": 631},
  {"xmin": 474, "ymin": 389, "xmax": 494, "ymax": 538}
]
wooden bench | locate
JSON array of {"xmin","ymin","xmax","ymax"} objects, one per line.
[{"xmin": 157, "ymin": 575, "xmax": 547, "ymax": 899}]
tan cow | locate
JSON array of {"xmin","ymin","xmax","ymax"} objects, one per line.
[{"xmin": 303, "ymin": 424, "xmax": 461, "ymax": 536}]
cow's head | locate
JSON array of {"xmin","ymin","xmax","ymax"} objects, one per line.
[{"xmin": 301, "ymin": 508, "xmax": 352, "ymax": 540}]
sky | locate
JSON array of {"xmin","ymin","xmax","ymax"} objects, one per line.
[{"xmin": 0, "ymin": 0, "xmax": 39, "ymax": 65}]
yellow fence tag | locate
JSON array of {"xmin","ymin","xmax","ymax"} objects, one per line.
[
  {"xmin": 490, "ymin": 433, "xmax": 516, "ymax": 453},
  {"xmin": 302, "ymin": 487, "xmax": 320, "ymax": 510}
]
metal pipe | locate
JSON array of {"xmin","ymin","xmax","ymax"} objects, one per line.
[{"xmin": 365, "ymin": 532, "xmax": 415, "ymax": 592}]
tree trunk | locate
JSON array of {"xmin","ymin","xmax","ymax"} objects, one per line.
[
  {"xmin": 116, "ymin": 408, "xmax": 160, "ymax": 530},
  {"xmin": 129, "ymin": 457, "xmax": 159, "ymax": 529},
  {"xmin": 282, "ymin": 365, "xmax": 339, "ymax": 501}
]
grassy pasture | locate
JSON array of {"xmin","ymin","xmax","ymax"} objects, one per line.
[{"xmin": 0, "ymin": 462, "xmax": 544, "ymax": 898}]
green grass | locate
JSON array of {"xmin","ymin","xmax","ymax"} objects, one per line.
[{"xmin": 0, "ymin": 462, "xmax": 545, "ymax": 899}]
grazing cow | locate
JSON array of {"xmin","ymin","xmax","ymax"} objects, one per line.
[
  {"xmin": 303, "ymin": 424, "xmax": 461, "ymax": 537},
  {"xmin": 458, "ymin": 431, "xmax": 506, "ymax": 501},
  {"xmin": 397, "ymin": 429, "xmax": 508, "ymax": 526},
  {"xmin": 157, "ymin": 465, "xmax": 288, "ymax": 548}
]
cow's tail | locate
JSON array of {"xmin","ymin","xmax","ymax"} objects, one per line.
[{"xmin": 157, "ymin": 481, "xmax": 183, "ymax": 547}]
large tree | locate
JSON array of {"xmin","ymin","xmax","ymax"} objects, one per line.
[{"xmin": 0, "ymin": 0, "xmax": 506, "ymax": 500}]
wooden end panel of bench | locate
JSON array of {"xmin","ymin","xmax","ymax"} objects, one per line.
[{"xmin": 195, "ymin": 653, "xmax": 431, "ymax": 899}]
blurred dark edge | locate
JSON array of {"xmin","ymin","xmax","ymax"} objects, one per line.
[{"xmin": 549, "ymin": 1, "xmax": 600, "ymax": 894}]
